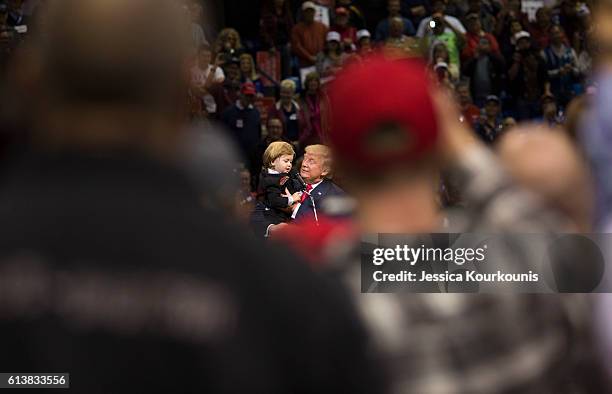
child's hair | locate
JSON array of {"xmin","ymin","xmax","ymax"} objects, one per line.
[{"xmin": 263, "ymin": 141, "xmax": 295, "ymax": 169}]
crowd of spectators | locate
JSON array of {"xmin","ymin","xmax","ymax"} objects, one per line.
[
  {"xmin": 0, "ymin": 0, "xmax": 612, "ymax": 392},
  {"xmin": 178, "ymin": 0, "xmax": 596, "ymax": 195}
]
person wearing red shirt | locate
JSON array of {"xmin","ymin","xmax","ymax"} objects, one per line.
[
  {"xmin": 529, "ymin": 7, "xmax": 554, "ymax": 50},
  {"xmin": 331, "ymin": 7, "xmax": 357, "ymax": 49},
  {"xmin": 291, "ymin": 1, "xmax": 328, "ymax": 67},
  {"xmin": 462, "ymin": 13, "xmax": 500, "ymax": 62},
  {"xmin": 456, "ymin": 81, "xmax": 481, "ymax": 128}
]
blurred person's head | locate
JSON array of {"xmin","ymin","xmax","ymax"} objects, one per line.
[
  {"xmin": 239, "ymin": 82, "xmax": 257, "ymax": 106},
  {"xmin": 328, "ymin": 56, "xmax": 441, "ymax": 232},
  {"xmin": 502, "ymin": 117, "xmax": 517, "ymax": 131},
  {"xmin": 467, "ymin": 0, "xmax": 481, "ymax": 13},
  {"xmin": 497, "ymin": 126, "xmax": 593, "ymax": 231},
  {"xmin": 515, "ymin": 31, "xmax": 532, "ymax": 51},
  {"xmin": 217, "ymin": 28, "xmax": 242, "ymax": 52},
  {"xmin": 335, "ymin": 7, "xmax": 349, "ymax": 27},
  {"xmin": 279, "ymin": 79, "xmax": 296, "ymax": 104},
  {"xmin": 223, "ymin": 58, "xmax": 241, "ymax": 82},
  {"xmin": 239, "ymin": 53, "xmax": 258, "ymax": 80},
  {"xmin": 562, "ymin": 0, "xmax": 578, "ymax": 16},
  {"xmin": 485, "ymin": 96, "xmax": 501, "ymax": 119},
  {"xmin": 456, "ymin": 81, "xmax": 473, "ymax": 106},
  {"xmin": 263, "ymin": 141, "xmax": 295, "ymax": 173},
  {"xmin": 389, "ymin": 17, "xmax": 404, "ymax": 38},
  {"xmin": 300, "ymin": 144, "xmax": 332, "ymax": 183},
  {"xmin": 189, "ymin": 1, "xmax": 203, "ymax": 23},
  {"xmin": 325, "ymin": 31, "xmax": 342, "ymax": 54},
  {"xmin": 302, "ymin": 1, "xmax": 317, "ymax": 23},
  {"xmin": 432, "ymin": 0, "xmax": 446, "ymax": 15},
  {"xmin": 304, "ymin": 71, "xmax": 320, "ymax": 96},
  {"xmin": 466, "ymin": 13, "xmax": 482, "ymax": 34},
  {"xmin": 431, "ymin": 42, "xmax": 450, "ymax": 64},
  {"xmin": 508, "ymin": 0, "xmax": 521, "ymax": 13},
  {"xmin": 267, "ymin": 117, "xmax": 284, "ymax": 141},
  {"xmin": 387, "ymin": 0, "xmax": 401, "ymax": 17},
  {"xmin": 550, "ymin": 25, "xmax": 566, "ymax": 46},
  {"xmin": 8, "ymin": 0, "xmax": 22, "ymax": 12},
  {"xmin": 0, "ymin": 4, "xmax": 7, "ymax": 25},
  {"xmin": 22, "ymin": 0, "xmax": 192, "ymax": 158},
  {"xmin": 536, "ymin": 7, "xmax": 552, "ymax": 28},
  {"xmin": 510, "ymin": 19, "xmax": 523, "ymax": 36},
  {"xmin": 197, "ymin": 43, "xmax": 212, "ymax": 68},
  {"xmin": 357, "ymin": 29, "xmax": 372, "ymax": 51}
]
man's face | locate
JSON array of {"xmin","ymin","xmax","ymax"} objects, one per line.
[
  {"xmin": 336, "ymin": 14, "xmax": 348, "ymax": 27},
  {"xmin": 517, "ymin": 37, "xmax": 530, "ymax": 51},
  {"xmin": 485, "ymin": 101, "xmax": 500, "ymax": 118},
  {"xmin": 388, "ymin": 0, "xmax": 400, "ymax": 15},
  {"xmin": 551, "ymin": 27, "xmax": 564, "ymax": 44},
  {"xmin": 267, "ymin": 119, "xmax": 284, "ymax": 140},
  {"xmin": 390, "ymin": 19, "xmax": 404, "ymax": 37},
  {"xmin": 457, "ymin": 85, "xmax": 472, "ymax": 104},
  {"xmin": 467, "ymin": 18, "xmax": 481, "ymax": 34},
  {"xmin": 536, "ymin": 9, "xmax": 551, "ymax": 26},
  {"xmin": 304, "ymin": 8, "xmax": 316, "ymax": 23},
  {"xmin": 432, "ymin": 0, "xmax": 446, "ymax": 14},
  {"xmin": 300, "ymin": 153, "xmax": 327, "ymax": 183},
  {"xmin": 360, "ymin": 37, "xmax": 372, "ymax": 50},
  {"xmin": 225, "ymin": 63, "xmax": 240, "ymax": 81},
  {"xmin": 240, "ymin": 92, "xmax": 255, "ymax": 107}
]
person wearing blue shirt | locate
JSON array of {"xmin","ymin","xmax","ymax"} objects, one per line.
[{"xmin": 375, "ymin": 0, "xmax": 415, "ymax": 42}]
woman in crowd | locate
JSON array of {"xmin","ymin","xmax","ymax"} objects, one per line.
[
  {"xmin": 299, "ymin": 72, "xmax": 329, "ymax": 147},
  {"xmin": 267, "ymin": 79, "xmax": 303, "ymax": 148},
  {"xmin": 239, "ymin": 53, "xmax": 265, "ymax": 95},
  {"xmin": 429, "ymin": 41, "xmax": 459, "ymax": 81},
  {"xmin": 214, "ymin": 27, "xmax": 245, "ymax": 57}
]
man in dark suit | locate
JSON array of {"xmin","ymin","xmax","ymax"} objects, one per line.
[
  {"xmin": 251, "ymin": 144, "xmax": 344, "ymax": 237},
  {"xmin": 292, "ymin": 144, "xmax": 344, "ymax": 222}
]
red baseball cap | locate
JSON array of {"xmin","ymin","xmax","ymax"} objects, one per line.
[
  {"xmin": 241, "ymin": 82, "xmax": 257, "ymax": 96},
  {"xmin": 328, "ymin": 54, "xmax": 439, "ymax": 171}
]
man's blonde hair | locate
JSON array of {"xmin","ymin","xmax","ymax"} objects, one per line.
[
  {"xmin": 304, "ymin": 144, "xmax": 333, "ymax": 177},
  {"xmin": 263, "ymin": 141, "xmax": 295, "ymax": 169}
]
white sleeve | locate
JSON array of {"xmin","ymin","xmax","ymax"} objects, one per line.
[
  {"xmin": 416, "ymin": 18, "xmax": 429, "ymax": 38},
  {"xmin": 446, "ymin": 16, "xmax": 466, "ymax": 34},
  {"xmin": 214, "ymin": 67, "xmax": 225, "ymax": 83}
]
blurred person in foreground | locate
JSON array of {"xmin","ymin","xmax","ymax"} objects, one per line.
[
  {"xmin": 497, "ymin": 125, "xmax": 593, "ymax": 232},
  {"xmin": 581, "ymin": 1, "xmax": 612, "ymax": 377},
  {"xmin": 299, "ymin": 54, "xmax": 609, "ymax": 393},
  {"xmin": 0, "ymin": 0, "xmax": 382, "ymax": 392}
]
